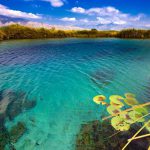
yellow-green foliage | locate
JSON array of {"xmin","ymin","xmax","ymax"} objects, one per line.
[
  {"xmin": 0, "ymin": 24, "xmax": 68, "ymax": 39},
  {"xmin": 0, "ymin": 30, "xmax": 5, "ymax": 41},
  {"xmin": 93, "ymin": 93, "xmax": 150, "ymax": 132},
  {"xmin": 0, "ymin": 24, "xmax": 150, "ymax": 40},
  {"xmin": 118, "ymin": 29, "xmax": 150, "ymax": 38}
]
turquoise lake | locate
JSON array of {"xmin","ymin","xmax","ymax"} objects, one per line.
[{"xmin": 0, "ymin": 38, "xmax": 150, "ymax": 150}]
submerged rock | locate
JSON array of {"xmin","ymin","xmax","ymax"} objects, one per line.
[
  {"xmin": 6, "ymin": 99, "xmax": 36, "ymax": 120},
  {"xmin": 0, "ymin": 114, "xmax": 6, "ymax": 130},
  {"xmin": 0, "ymin": 89, "xmax": 37, "ymax": 120},
  {"xmin": 0, "ymin": 97, "xmax": 11, "ymax": 114},
  {"xmin": 10, "ymin": 122, "xmax": 27, "ymax": 143},
  {"xmin": 0, "ymin": 89, "xmax": 37, "ymax": 149},
  {"xmin": 0, "ymin": 122, "xmax": 26, "ymax": 150},
  {"xmin": 76, "ymin": 120, "xmax": 150, "ymax": 150},
  {"xmin": 0, "ymin": 90, "xmax": 15, "ymax": 114},
  {"xmin": 0, "ymin": 90, "xmax": 3, "ymax": 101},
  {"xmin": 0, "ymin": 126, "xmax": 9, "ymax": 150}
]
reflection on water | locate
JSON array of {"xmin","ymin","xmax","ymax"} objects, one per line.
[{"xmin": 0, "ymin": 38, "xmax": 150, "ymax": 150}]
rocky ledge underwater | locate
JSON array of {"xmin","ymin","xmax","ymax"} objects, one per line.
[
  {"xmin": 76, "ymin": 120, "xmax": 150, "ymax": 150},
  {"xmin": 0, "ymin": 89, "xmax": 36, "ymax": 150}
]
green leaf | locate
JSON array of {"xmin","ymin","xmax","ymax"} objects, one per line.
[
  {"xmin": 107, "ymin": 105, "xmax": 121, "ymax": 115},
  {"xmin": 128, "ymin": 111, "xmax": 145, "ymax": 122},
  {"xmin": 124, "ymin": 97, "xmax": 138, "ymax": 106},
  {"xmin": 145, "ymin": 121, "xmax": 150, "ymax": 132},
  {"xmin": 111, "ymin": 116, "xmax": 130, "ymax": 131},
  {"xmin": 93, "ymin": 95, "xmax": 106, "ymax": 104},
  {"xmin": 120, "ymin": 114, "xmax": 134, "ymax": 124},
  {"xmin": 109, "ymin": 95, "xmax": 124, "ymax": 108},
  {"xmin": 125, "ymin": 93, "xmax": 136, "ymax": 99},
  {"xmin": 134, "ymin": 107, "xmax": 148, "ymax": 115}
]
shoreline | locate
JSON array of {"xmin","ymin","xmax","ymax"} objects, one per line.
[
  {"xmin": 1, "ymin": 37, "xmax": 150, "ymax": 42},
  {"xmin": 0, "ymin": 24, "xmax": 150, "ymax": 41}
]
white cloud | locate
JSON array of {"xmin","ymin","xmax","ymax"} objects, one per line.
[
  {"xmin": 79, "ymin": 19, "xmax": 89, "ymax": 23},
  {"xmin": 97, "ymin": 17, "xmax": 126, "ymax": 25},
  {"xmin": 113, "ymin": 19, "xmax": 126, "ymax": 25},
  {"xmin": 145, "ymin": 24, "xmax": 150, "ymax": 27},
  {"xmin": 97, "ymin": 17, "xmax": 111, "ymax": 25},
  {"xmin": 69, "ymin": 6, "xmax": 150, "ymax": 30},
  {"xmin": 0, "ymin": 4, "xmax": 41, "ymax": 19},
  {"xmin": 87, "ymin": 7, "xmax": 119, "ymax": 16},
  {"xmin": 60, "ymin": 17, "xmax": 76, "ymax": 22},
  {"xmin": 42, "ymin": 0, "xmax": 64, "ymax": 7},
  {"xmin": 71, "ymin": 7, "xmax": 85, "ymax": 14},
  {"xmin": 71, "ymin": 6, "xmax": 119, "ymax": 16}
]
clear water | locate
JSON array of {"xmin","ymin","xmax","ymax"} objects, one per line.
[{"xmin": 0, "ymin": 38, "xmax": 150, "ymax": 150}]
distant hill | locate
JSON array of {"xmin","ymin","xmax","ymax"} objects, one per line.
[
  {"xmin": 0, "ymin": 15, "xmax": 83, "ymax": 30},
  {"xmin": 0, "ymin": 15, "xmax": 27, "ymax": 24}
]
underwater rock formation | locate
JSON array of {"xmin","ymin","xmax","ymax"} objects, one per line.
[
  {"xmin": 0, "ymin": 126, "xmax": 10, "ymax": 150},
  {"xmin": 6, "ymin": 96, "xmax": 36, "ymax": 121},
  {"xmin": 0, "ymin": 122, "xmax": 26, "ymax": 150},
  {"xmin": 10, "ymin": 122, "xmax": 27, "ymax": 143},
  {"xmin": 91, "ymin": 69, "xmax": 114, "ymax": 88},
  {"xmin": 0, "ymin": 89, "xmax": 36, "ymax": 150},
  {"xmin": 0, "ymin": 90, "xmax": 36, "ymax": 120},
  {"xmin": 76, "ymin": 120, "xmax": 150, "ymax": 150},
  {"xmin": 0, "ymin": 90, "xmax": 14, "ymax": 114}
]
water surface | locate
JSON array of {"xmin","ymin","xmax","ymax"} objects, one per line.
[{"xmin": 0, "ymin": 38, "xmax": 150, "ymax": 150}]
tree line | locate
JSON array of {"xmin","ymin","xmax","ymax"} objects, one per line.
[{"xmin": 0, "ymin": 24, "xmax": 150, "ymax": 41}]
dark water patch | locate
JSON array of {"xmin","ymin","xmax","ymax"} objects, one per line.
[
  {"xmin": 0, "ymin": 40, "xmax": 139, "ymax": 66},
  {"xmin": 76, "ymin": 120, "xmax": 150, "ymax": 150},
  {"xmin": 90, "ymin": 69, "xmax": 114, "ymax": 88},
  {"xmin": 0, "ymin": 90, "xmax": 3, "ymax": 101}
]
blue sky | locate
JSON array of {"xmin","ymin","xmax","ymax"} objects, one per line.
[{"xmin": 0, "ymin": 0, "xmax": 150, "ymax": 30}]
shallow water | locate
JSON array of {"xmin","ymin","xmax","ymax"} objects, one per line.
[{"xmin": 0, "ymin": 38, "xmax": 150, "ymax": 150}]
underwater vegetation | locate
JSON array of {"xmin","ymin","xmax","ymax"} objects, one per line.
[
  {"xmin": 95, "ymin": 93, "xmax": 150, "ymax": 149},
  {"xmin": 76, "ymin": 120, "xmax": 150, "ymax": 150},
  {"xmin": 76, "ymin": 93, "xmax": 150, "ymax": 150},
  {"xmin": 0, "ymin": 89, "xmax": 36, "ymax": 150}
]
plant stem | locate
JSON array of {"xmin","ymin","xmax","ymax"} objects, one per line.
[
  {"xmin": 106, "ymin": 131, "xmax": 121, "ymax": 139},
  {"xmin": 122, "ymin": 120, "xmax": 150, "ymax": 150},
  {"xmin": 128, "ymin": 133, "xmax": 150, "ymax": 141},
  {"xmin": 102, "ymin": 102, "xmax": 150, "ymax": 121}
]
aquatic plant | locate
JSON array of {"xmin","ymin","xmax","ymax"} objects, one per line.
[
  {"xmin": 93, "ymin": 93, "xmax": 150, "ymax": 149},
  {"xmin": 93, "ymin": 95, "xmax": 106, "ymax": 105},
  {"xmin": 76, "ymin": 119, "xmax": 150, "ymax": 150},
  {"xmin": 122, "ymin": 119, "xmax": 150, "ymax": 150}
]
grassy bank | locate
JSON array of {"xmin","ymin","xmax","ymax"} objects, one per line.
[{"xmin": 0, "ymin": 24, "xmax": 150, "ymax": 41}]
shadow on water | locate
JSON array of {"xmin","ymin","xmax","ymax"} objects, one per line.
[{"xmin": 90, "ymin": 68, "xmax": 115, "ymax": 89}]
